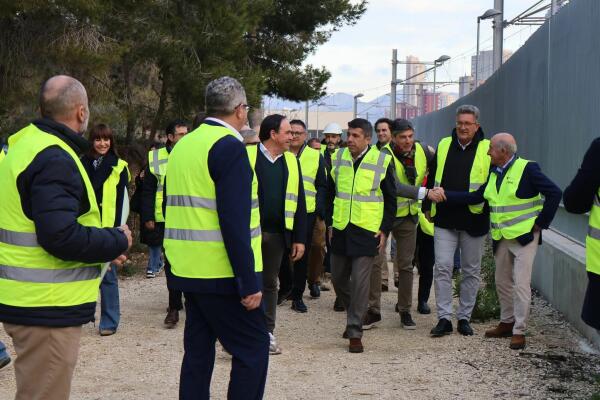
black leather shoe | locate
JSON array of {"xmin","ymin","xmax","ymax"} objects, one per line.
[
  {"xmin": 362, "ymin": 311, "xmax": 382, "ymax": 330},
  {"xmin": 417, "ymin": 301, "xmax": 431, "ymax": 314},
  {"xmin": 430, "ymin": 319, "xmax": 453, "ymax": 337},
  {"xmin": 333, "ymin": 297, "xmax": 345, "ymax": 312},
  {"xmin": 291, "ymin": 299, "xmax": 308, "ymax": 313},
  {"xmin": 309, "ymin": 283, "xmax": 321, "ymax": 298},
  {"xmin": 400, "ymin": 312, "xmax": 416, "ymax": 330},
  {"xmin": 457, "ymin": 319, "xmax": 474, "ymax": 336}
]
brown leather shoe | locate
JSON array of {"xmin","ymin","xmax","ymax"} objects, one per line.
[
  {"xmin": 485, "ymin": 322, "xmax": 514, "ymax": 338},
  {"xmin": 349, "ymin": 338, "xmax": 363, "ymax": 353},
  {"xmin": 164, "ymin": 308, "xmax": 179, "ymax": 329},
  {"xmin": 509, "ymin": 334, "xmax": 526, "ymax": 350}
]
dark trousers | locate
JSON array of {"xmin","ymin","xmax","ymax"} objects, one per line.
[
  {"xmin": 278, "ymin": 213, "xmax": 316, "ymax": 300},
  {"xmin": 416, "ymin": 229, "xmax": 434, "ymax": 304},
  {"xmin": 180, "ymin": 293, "xmax": 269, "ymax": 400},
  {"xmin": 165, "ymin": 259, "xmax": 184, "ymax": 311}
]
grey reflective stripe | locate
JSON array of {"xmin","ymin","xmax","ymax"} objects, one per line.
[
  {"xmin": 285, "ymin": 211, "xmax": 296, "ymax": 219},
  {"xmin": 434, "ymin": 181, "xmax": 441, "ymax": 188},
  {"xmin": 334, "ymin": 148, "xmax": 346, "ymax": 189},
  {"xmin": 595, "ymin": 195, "xmax": 600, "ymax": 207},
  {"xmin": 167, "ymin": 195, "xmax": 217, "ymax": 210},
  {"xmin": 336, "ymin": 191, "xmax": 382, "ymax": 203},
  {"xmin": 165, "ymin": 228, "xmax": 223, "ymax": 241},
  {"xmin": 491, "ymin": 200, "xmax": 543, "ymax": 214},
  {"xmin": 491, "ymin": 210, "xmax": 540, "ymax": 229},
  {"xmin": 251, "ymin": 226, "xmax": 262, "ymax": 238},
  {"xmin": 252, "ymin": 199, "xmax": 259, "ymax": 209},
  {"xmin": 368, "ymin": 151, "xmax": 388, "ymax": 192},
  {"xmin": 151, "ymin": 150, "xmax": 168, "ymax": 175},
  {"xmin": 286, "ymin": 193, "xmax": 298, "ymax": 202},
  {"xmin": 302, "ymin": 175, "xmax": 315, "ymax": 185},
  {"xmin": 305, "ymin": 189, "xmax": 317, "ymax": 197},
  {"xmin": 157, "ymin": 182, "xmax": 164, "ymax": 193},
  {"xmin": 469, "ymin": 182, "xmax": 484, "ymax": 191},
  {"xmin": 361, "ymin": 163, "xmax": 386, "ymax": 175},
  {"xmin": 588, "ymin": 226, "xmax": 600, "ymax": 240},
  {"xmin": 354, "ymin": 194, "xmax": 383, "ymax": 203},
  {"xmin": 397, "ymin": 201, "xmax": 410, "ymax": 208},
  {"xmin": 0, "ymin": 228, "xmax": 38, "ymax": 247},
  {"xmin": 0, "ymin": 265, "xmax": 99, "ymax": 283}
]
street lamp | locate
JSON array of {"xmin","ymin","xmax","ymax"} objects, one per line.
[
  {"xmin": 315, "ymin": 102, "xmax": 326, "ymax": 137},
  {"xmin": 476, "ymin": 9, "xmax": 502, "ymax": 89},
  {"xmin": 353, "ymin": 93, "xmax": 364, "ymax": 118},
  {"xmin": 432, "ymin": 55, "xmax": 450, "ymax": 111}
]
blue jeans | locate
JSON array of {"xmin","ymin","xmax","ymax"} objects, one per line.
[
  {"xmin": 0, "ymin": 339, "xmax": 9, "ymax": 361},
  {"xmin": 99, "ymin": 263, "xmax": 120, "ymax": 332},
  {"xmin": 147, "ymin": 245, "xmax": 163, "ymax": 273}
]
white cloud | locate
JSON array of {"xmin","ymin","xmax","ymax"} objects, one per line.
[{"xmin": 305, "ymin": 0, "xmax": 540, "ymax": 100}]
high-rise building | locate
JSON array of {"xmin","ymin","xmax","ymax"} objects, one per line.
[
  {"xmin": 438, "ymin": 92, "xmax": 458, "ymax": 109},
  {"xmin": 403, "ymin": 55, "xmax": 425, "ymax": 107},
  {"xmin": 471, "ymin": 49, "xmax": 513, "ymax": 87},
  {"xmin": 396, "ymin": 102, "xmax": 419, "ymax": 120},
  {"xmin": 459, "ymin": 75, "xmax": 473, "ymax": 98}
]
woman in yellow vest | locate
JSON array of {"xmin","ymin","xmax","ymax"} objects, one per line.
[{"xmin": 82, "ymin": 124, "xmax": 130, "ymax": 336}]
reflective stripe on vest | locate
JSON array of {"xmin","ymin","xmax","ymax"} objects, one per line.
[
  {"xmin": 586, "ymin": 192, "xmax": 600, "ymax": 275},
  {"xmin": 148, "ymin": 147, "xmax": 169, "ymax": 222},
  {"xmin": 0, "ymin": 124, "xmax": 102, "ymax": 308},
  {"xmin": 164, "ymin": 124, "xmax": 262, "ymax": 279},
  {"xmin": 484, "ymin": 158, "xmax": 543, "ymax": 240},
  {"xmin": 299, "ymin": 145, "xmax": 320, "ymax": 213},
  {"xmin": 382, "ymin": 142, "xmax": 427, "ymax": 217},
  {"xmin": 432, "ymin": 137, "xmax": 490, "ymax": 217},
  {"xmin": 100, "ymin": 158, "xmax": 130, "ymax": 228},
  {"xmin": 248, "ymin": 146, "xmax": 300, "ymax": 231},
  {"xmin": 331, "ymin": 146, "xmax": 391, "ymax": 233}
]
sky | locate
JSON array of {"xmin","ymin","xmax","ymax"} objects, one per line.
[{"xmin": 304, "ymin": 0, "xmax": 546, "ymax": 101}]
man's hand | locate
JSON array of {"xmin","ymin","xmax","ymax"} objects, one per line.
[
  {"xmin": 241, "ymin": 291, "xmax": 262, "ymax": 311},
  {"xmin": 425, "ymin": 211, "xmax": 433, "ymax": 223},
  {"xmin": 119, "ymin": 224, "xmax": 133, "ymax": 250},
  {"xmin": 144, "ymin": 220, "xmax": 155, "ymax": 230},
  {"xmin": 111, "ymin": 254, "xmax": 127, "ymax": 268},
  {"xmin": 533, "ymin": 224, "xmax": 541, "ymax": 232},
  {"xmin": 374, "ymin": 231, "xmax": 387, "ymax": 250},
  {"xmin": 290, "ymin": 243, "xmax": 305, "ymax": 262},
  {"xmin": 427, "ymin": 187, "xmax": 446, "ymax": 203}
]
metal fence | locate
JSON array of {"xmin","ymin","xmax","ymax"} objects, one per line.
[{"xmin": 412, "ymin": 0, "xmax": 600, "ymax": 244}]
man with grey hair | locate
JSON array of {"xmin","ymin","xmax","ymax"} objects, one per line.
[
  {"xmin": 0, "ymin": 75, "xmax": 131, "ymax": 399},
  {"xmin": 423, "ymin": 104, "xmax": 491, "ymax": 337},
  {"xmin": 164, "ymin": 76, "xmax": 269, "ymax": 399},
  {"xmin": 443, "ymin": 133, "xmax": 561, "ymax": 349}
]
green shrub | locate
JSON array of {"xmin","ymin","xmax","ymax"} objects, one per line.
[{"xmin": 453, "ymin": 237, "xmax": 501, "ymax": 322}]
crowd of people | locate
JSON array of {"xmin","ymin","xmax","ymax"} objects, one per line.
[{"xmin": 0, "ymin": 74, "xmax": 598, "ymax": 400}]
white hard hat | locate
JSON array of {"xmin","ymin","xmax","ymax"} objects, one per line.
[{"xmin": 322, "ymin": 122, "xmax": 343, "ymax": 135}]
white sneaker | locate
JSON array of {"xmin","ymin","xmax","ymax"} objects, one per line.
[{"xmin": 268, "ymin": 332, "xmax": 282, "ymax": 355}]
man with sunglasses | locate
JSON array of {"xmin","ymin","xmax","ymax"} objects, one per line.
[{"xmin": 422, "ymin": 104, "xmax": 491, "ymax": 337}]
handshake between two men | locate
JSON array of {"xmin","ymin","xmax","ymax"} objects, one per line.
[{"xmin": 424, "ymin": 187, "xmax": 446, "ymax": 223}]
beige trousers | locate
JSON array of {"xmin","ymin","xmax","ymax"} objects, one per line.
[
  {"xmin": 3, "ymin": 323, "xmax": 82, "ymax": 400},
  {"xmin": 493, "ymin": 232, "xmax": 540, "ymax": 335}
]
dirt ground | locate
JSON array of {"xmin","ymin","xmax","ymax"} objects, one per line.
[{"xmin": 1, "ymin": 256, "xmax": 600, "ymax": 400}]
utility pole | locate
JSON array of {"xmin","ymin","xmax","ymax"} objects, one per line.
[
  {"xmin": 305, "ymin": 100, "xmax": 309, "ymax": 132},
  {"xmin": 390, "ymin": 49, "xmax": 397, "ymax": 120},
  {"xmin": 492, "ymin": 0, "xmax": 504, "ymax": 72},
  {"xmin": 551, "ymin": 0, "xmax": 558, "ymax": 15}
]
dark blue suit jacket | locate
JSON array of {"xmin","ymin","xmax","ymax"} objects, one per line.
[
  {"xmin": 166, "ymin": 120, "xmax": 262, "ymax": 298},
  {"xmin": 445, "ymin": 157, "xmax": 562, "ymax": 245}
]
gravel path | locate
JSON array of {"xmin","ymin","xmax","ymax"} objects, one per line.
[{"xmin": 1, "ymin": 261, "xmax": 599, "ymax": 399}]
